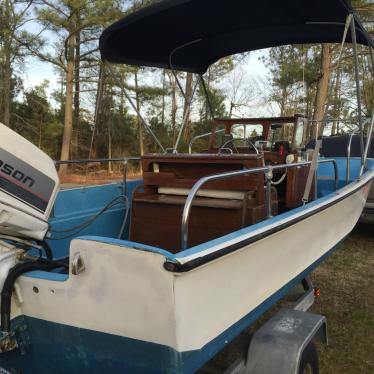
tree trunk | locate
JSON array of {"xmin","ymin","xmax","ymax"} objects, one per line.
[
  {"xmin": 170, "ymin": 73, "xmax": 177, "ymax": 142},
  {"xmin": 39, "ymin": 114, "xmax": 43, "ymax": 148},
  {"xmin": 134, "ymin": 70, "xmax": 144, "ymax": 155},
  {"xmin": 183, "ymin": 72, "xmax": 193, "ymax": 141},
  {"xmin": 91, "ymin": 63, "xmax": 106, "ymax": 159},
  {"xmin": 204, "ymin": 68, "xmax": 211, "ymax": 123},
  {"xmin": 280, "ymin": 87, "xmax": 287, "ymax": 117},
  {"xmin": 2, "ymin": 0, "xmax": 12, "ymax": 127},
  {"xmin": 229, "ymin": 102, "xmax": 234, "ymax": 118},
  {"xmin": 108, "ymin": 118, "xmax": 112, "ymax": 173},
  {"xmin": 313, "ymin": 44, "xmax": 332, "ymax": 137},
  {"xmin": 161, "ymin": 70, "xmax": 166, "ymax": 125},
  {"xmin": 59, "ymin": 31, "xmax": 76, "ymax": 174},
  {"xmin": 2, "ymin": 46, "xmax": 11, "ymax": 127},
  {"xmin": 331, "ymin": 69, "xmax": 341, "ymax": 135},
  {"xmin": 73, "ymin": 9, "xmax": 81, "ymax": 158},
  {"xmin": 119, "ymin": 67, "xmax": 126, "ymax": 115}
]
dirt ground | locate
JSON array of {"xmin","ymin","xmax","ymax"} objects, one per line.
[{"xmin": 59, "ymin": 171, "xmax": 141, "ymax": 186}]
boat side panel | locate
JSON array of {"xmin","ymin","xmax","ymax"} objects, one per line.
[
  {"xmin": 173, "ymin": 182, "xmax": 369, "ymax": 354},
  {"xmin": 0, "ymin": 245, "xmax": 338, "ymax": 374},
  {"xmin": 15, "ymin": 239, "xmax": 178, "ymax": 349}
]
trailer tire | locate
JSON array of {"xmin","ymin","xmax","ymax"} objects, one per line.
[{"xmin": 298, "ymin": 342, "xmax": 319, "ymax": 374}]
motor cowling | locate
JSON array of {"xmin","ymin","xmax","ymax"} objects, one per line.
[{"xmin": 0, "ymin": 123, "xmax": 59, "ymax": 241}]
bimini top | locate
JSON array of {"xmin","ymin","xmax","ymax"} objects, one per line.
[{"xmin": 100, "ymin": 0, "xmax": 374, "ymax": 74}]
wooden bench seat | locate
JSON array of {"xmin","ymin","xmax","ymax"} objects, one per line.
[
  {"xmin": 129, "ymin": 153, "xmax": 271, "ymax": 253},
  {"xmin": 133, "ymin": 193, "xmax": 245, "ymax": 209}
]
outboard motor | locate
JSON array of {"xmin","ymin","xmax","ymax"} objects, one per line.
[
  {"xmin": 0, "ymin": 123, "xmax": 59, "ymax": 240},
  {"xmin": 0, "ymin": 123, "xmax": 60, "ymax": 351}
]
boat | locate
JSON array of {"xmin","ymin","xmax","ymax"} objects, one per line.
[
  {"xmin": 308, "ymin": 132, "xmax": 374, "ymax": 222},
  {"xmin": 0, "ymin": 0, "xmax": 373, "ymax": 373}
]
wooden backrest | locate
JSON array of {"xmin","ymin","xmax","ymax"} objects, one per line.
[{"xmin": 141, "ymin": 153, "xmax": 265, "ymax": 204}]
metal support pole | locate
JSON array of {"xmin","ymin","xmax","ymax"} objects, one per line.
[
  {"xmin": 171, "ymin": 70, "xmax": 186, "ymax": 101},
  {"xmin": 200, "ymin": 75, "xmax": 216, "ymax": 120},
  {"xmin": 107, "ymin": 65, "xmax": 166, "ymax": 153},
  {"xmin": 368, "ymin": 46, "xmax": 374, "ymax": 79},
  {"xmin": 174, "ymin": 78, "xmax": 199, "ymax": 152},
  {"xmin": 360, "ymin": 110, "xmax": 374, "ymax": 176},
  {"xmin": 303, "ymin": 14, "xmax": 351, "ymax": 203},
  {"xmin": 168, "ymin": 38, "xmax": 202, "ymax": 102},
  {"xmin": 346, "ymin": 133, "xmax": 355, "ymax": 184},
  {"xmin": 179, "ymin": 161, "xmax": 336, "ymax": 250},
  {"xmin": 188, "ymin": 131, "xmax": 215, "ymax": 154},
  {"xmin": 350, "ymin": 15, "xmax": 365, "ymax": 169},
  {"xmin": 123, "ymin": 159, "xmax": 128, "ymax": 196},
  {"xmin": 265, "ymin": 169, "xmax": 273, "ymax": 219}
]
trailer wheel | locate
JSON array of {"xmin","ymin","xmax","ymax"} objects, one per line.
[{"xmin": 298, "ymin": 342, "xmax": 319, "ymax": 374}]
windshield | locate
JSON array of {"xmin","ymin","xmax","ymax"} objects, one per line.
[
  {"xmin": 231, "ymin": 124, "xmax": 263, "ymax": 139},
  {"xmin": 269, "ymin": 123, "xmax": 294, "ymax": 144}
]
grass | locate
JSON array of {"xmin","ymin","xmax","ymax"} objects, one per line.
[
  {"xmin": 200, "ymin": 222, "xmax": 374, "ymax": 373},
  {"xmin": 311, "ymin": 223, "xmax": 374, "ymax": 374}
]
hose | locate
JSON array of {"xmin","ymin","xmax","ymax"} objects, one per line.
[
  {"xmin": 0, "ymin": 235, "xmax": 53, "ymax": 260},
  {"xmin": 271, "ymin": 170, "xmax": 287, "ymax": 185},
  {"xmin": 48, "ymin": 195, "xmax": 129, "ymax": 241},
  {"xmin": 35, "ymin": 240, "xmax": 53, "ymax": 260},
  {"xmin": 1, "ymin": 259, "xmax": 68, "ymax": 332}
]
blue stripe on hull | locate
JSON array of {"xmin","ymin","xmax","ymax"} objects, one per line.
[
  {"xmin": 0, "ymin": 243, "xmax": 340, "ymax": 374},
  {"xmin": 1, "ymin": 316, "xmax": 181, "ymax": 374}
]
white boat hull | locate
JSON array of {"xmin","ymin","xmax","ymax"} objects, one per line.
[{"xmin": 8, "ymin": 172, "xmax": 371, "ymax": 369}]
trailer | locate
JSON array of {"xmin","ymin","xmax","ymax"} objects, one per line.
[{"xmin": 199, "ymin": 277, "xmax": 326, "ymax": 374}]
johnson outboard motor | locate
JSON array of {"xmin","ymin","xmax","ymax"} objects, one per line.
[{"xmin": 0, "ymin": 123, "xmax": 60, "ymax": 351}]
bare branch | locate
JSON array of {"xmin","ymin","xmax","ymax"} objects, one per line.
[
  {"xmin": 37, "ymin": 0, "xmax": 69, "ymax": 18},
  {"xmin": 13, "ymin": 35, "xmax": 66, "ymax": 71}
]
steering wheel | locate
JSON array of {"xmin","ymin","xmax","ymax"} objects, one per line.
[{"xmin": 219, "ymin": 137, "xmax": 259, "ymax": 154}]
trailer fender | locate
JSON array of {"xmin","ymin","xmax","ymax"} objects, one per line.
[{"xmin": 244, "ymin": 308, "xmax": 327, "ymax": 374}]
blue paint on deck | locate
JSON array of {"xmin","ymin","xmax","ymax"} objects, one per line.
[
  {"xmin": 46, "ymin": 180, "xmax": 143, "ymax": 259},
  {"xmin": 41, "ymin": 157, "xmax": 372, "ymax": 263},
  {"xmin": 23, "ymin": 270, "xmax": 68, "ymax": 282}
]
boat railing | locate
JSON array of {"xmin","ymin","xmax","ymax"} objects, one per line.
[
  {"xmin": 55, "ymin": 157, "xmax": 141, "ymax": 166},
  {"xmin": 188, "ymin": 124, "xmax": 244, "ymax": 154},
  {"xmin": 54, "ymin": 157, "xmax": 141, "ymax": 195},
  {"xmin": 346, "ymin": 132, "xmax": 358, "ymax": 185},
  {"xmin": 346, "ymin": 111, "xmax": 374, "ymax": 182},
  {"xmin": 180, "ymin": 159, "xmax": 338, "ymax": 251},
  {"xmin": 188, "ymin": 129, "xmax": 225, "ymax": 154}
]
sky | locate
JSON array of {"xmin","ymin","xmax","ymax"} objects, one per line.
[
  {"xmin": 23, "ymin": 59, "xmax": 58, "ymax": 91},
  {"xmin": 20, "ymin": 15, "xmax": 271, "ymax": 117},
  {"xmin": 21, "ymin": 19, "xmax": 60, "ymax": 95},
  {"xmin": 21, "ymin": 50, "xmax": 270, "ymax": 117}
]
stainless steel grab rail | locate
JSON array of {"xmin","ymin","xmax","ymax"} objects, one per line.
[
  {"xmin": 346, "ymin": 133, "xmax": 356, "ymax": 184},
  {"xmin": 180, "ymin": 159, "xmax": 338, "ymax": 250},
  {"xmin": 188, "ymin": 130, "xmax": 225, "ymax": 154},
  {"xmin": 188, "ymin": 124, "xmax": 243, "ymax": 154},
  {"xmin": 346, "ymin": 112, "xmax": 374, "ymax": 182},
  {"xmin": 360, "ymin": 110, "xmax": 374, "ymax": 177},
  {"xmin": 54, "ymin": 157, "xmax": 141, "ymax": 165},
  {"xmin": 219, "ymin": 138, "xmax": 259, "ymax": 155}
]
